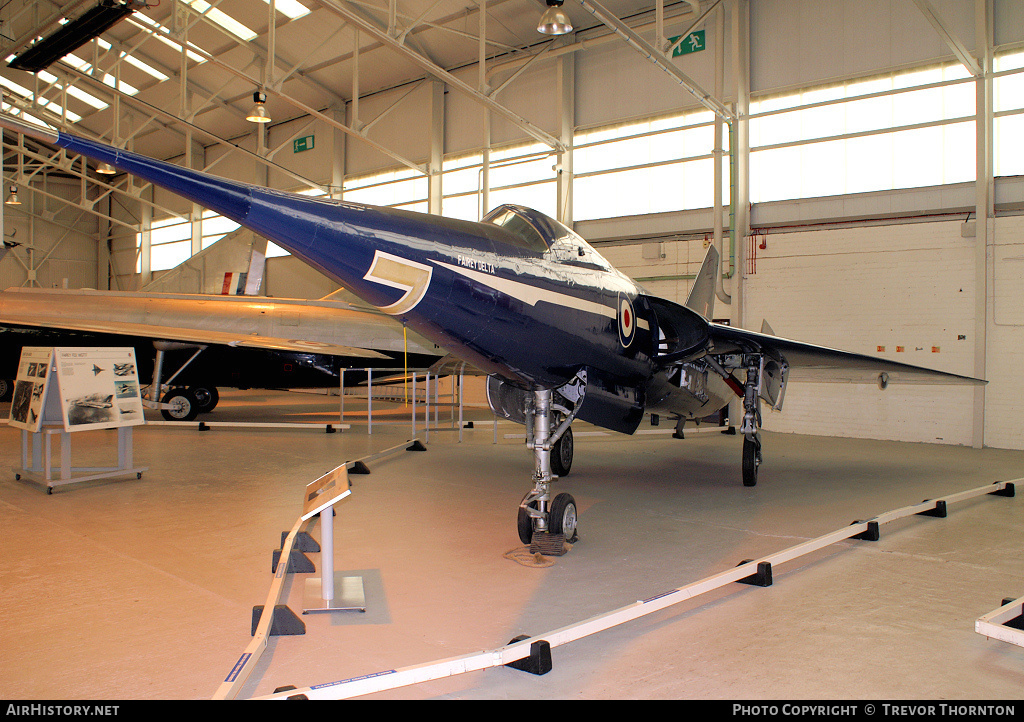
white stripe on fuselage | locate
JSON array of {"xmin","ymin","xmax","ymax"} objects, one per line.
[{"xmin": 432, "ymin": 259, "xmax": 649, "ymax": 330}]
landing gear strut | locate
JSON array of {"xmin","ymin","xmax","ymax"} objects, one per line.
[
  {"xmin": 517, "ymin": 379, "xmax": 583, "ymax": 552},
  {"xmin": 740, "ymin": 357, "xmax": 763, "ymax": 487}
]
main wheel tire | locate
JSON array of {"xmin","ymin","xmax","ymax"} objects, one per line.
[
  {"xmin": 517, "ymin": 493, "xmax": 538, "ymax": 545},
  {"xmin": 742, "ymin": 436, "xmax": 760, "ymax": 487},
  {"xmin": 551, "ymin": 425, "xmax": 573, "ymax": 477},
  {"xmin": 189, "ymin": 385, "xmax": 219, "ymax": 413},
  {"xmin": 0, "ymin": 378, "xmax": 11, "ymax": 401},
  {"xmin": 161, "ymin": 388, "xmax": 200, "ymax": 422},
  {"xmin": 549, "ymin": 492, "xmax": 579, "ymax": 543}
]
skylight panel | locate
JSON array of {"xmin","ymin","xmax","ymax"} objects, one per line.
[
  {"xmin": 119, "ymin": 51, "xmax": 170, "ymax": 81},
  {"xmin": 0, "ymin": 76, "xmax": 81, "ymax": 123},
  {"xmin": 263, "ymin": 0, "xmax": 310, "ymax": 20},
  {"xmin": 183, "ymin": 0, "xmax": 258, "ymax": 42},
  {"xmin": 127, "ymin": 14, "xmax": 207, "ymax": 64},
  {"xmin": 37, "ymin": 70, "xmax": 109, "ymax": 110},
  {"xmin": 94, "ymin": 37, "xmax": 170, "ymax": 82},
  {"xmin": 63, "ymin": 53, "xmax": 139, "ymax": 95}
]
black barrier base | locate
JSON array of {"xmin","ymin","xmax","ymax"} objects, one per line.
[
  {"xmin": 252, "ymin": 605, "xmax": 305, "ymax": 636},
  {"xmin": 505, "ymin": 635, "xmax": 552, "ymax": 676}
]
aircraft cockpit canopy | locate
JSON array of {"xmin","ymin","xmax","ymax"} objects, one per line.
[
  {"xmin": 483, "ymin": 204, "xmax": 613, "ymax": 271},
  {"xmin": 483, "ymin": 205, "xmax": 551, "ymax": 253}
]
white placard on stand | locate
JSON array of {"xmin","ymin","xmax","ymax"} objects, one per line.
[{"xmin": 11, "ymin": 347, "xmax": 148, "ymax": 492}]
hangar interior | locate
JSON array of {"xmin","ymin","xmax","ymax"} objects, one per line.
[{"xmin": 1, "ymin": 0, "xmax": 1023, "ymax": 700}]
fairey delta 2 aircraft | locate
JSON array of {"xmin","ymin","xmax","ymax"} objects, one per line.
[{"xmin": 0, "ymin": 113, "xmax": 981, "ymax": 552}]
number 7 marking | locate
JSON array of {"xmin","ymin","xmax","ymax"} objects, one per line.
[{"xmin": 363, "ymin": 250, "xmax": 433, "ymax": 316}]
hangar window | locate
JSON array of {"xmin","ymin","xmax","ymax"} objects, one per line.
[
  {"xmin": 746, "ymin": 53, "xmax": 1024, "ymax": 203},
  {"xmin": 749, "ymin": 62, "xmax": 977, "ymax": 202},
  {"xmin": 343, "ymin": 168, "xmax": 427, "ymax": 211},
  {"xmin": 441, "ymin": 144, "xmax": 557, "ymax": 222},
  {"xmin": 139, "ymin": 210, "xmax": 280, "ymax": 272},
  {"xmin": 138, "ymin": 216, "xmax": 191, "ymax": 273},
  {"xmin": 995, "ymin": 50, "xmax": 1024, "ymax": 177},
  {"xmin": 573, "ymin": 110, "xmax": 725, "ymax": 221}
]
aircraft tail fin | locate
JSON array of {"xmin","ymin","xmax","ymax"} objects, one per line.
[
  {"xmin": 684, "ymin": 244, "xmax": 718, "ymax": 319},
  {"xmin": 141, "ymin": 228, "xmax": 266, "ymax": 295}
]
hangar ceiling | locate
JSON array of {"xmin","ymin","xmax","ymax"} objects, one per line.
[{"xmin": 0, "ymin": 0, "xmax": 708, "ymax": 171}]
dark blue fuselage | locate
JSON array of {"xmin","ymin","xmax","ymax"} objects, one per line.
[{"xmin": 54, "ymin": 132, "xmax": 691, "ymax": 433}]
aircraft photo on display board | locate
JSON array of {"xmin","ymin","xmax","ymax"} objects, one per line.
[
  {"xmin": 8, "ymin": 347, "xmax": 54, "ymax": 433},
  {"xmin": 54, "ymin": 347, "xmax": 145, "ymax": 431}
]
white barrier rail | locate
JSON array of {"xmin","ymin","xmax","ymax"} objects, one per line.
[
  {"xmin": 254, "ymin": 478, "xmax": 1018, "ymax": 700},
  {"xmin": 212, "ymin": 439, "xmax": 424, "ymax": 700}
]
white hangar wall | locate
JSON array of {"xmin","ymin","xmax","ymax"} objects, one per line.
[
  {"xmin": 600, "ymin": 212, "xmax": 1024, "ymax": 451},
  {"xmin": 0, "ymin": 178, "xmax": 100, "ymax": 291},
  {"xmin": 740, "ymin": 219, "xmax": 977, "ymax": 447}
]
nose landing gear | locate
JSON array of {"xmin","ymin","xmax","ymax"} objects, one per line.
[{"xmin": 516, "ymin": 375, "xmax": 584, "ymax": 554}]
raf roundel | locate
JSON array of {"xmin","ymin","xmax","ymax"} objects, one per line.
[{"xmin": 618, "ymin": 293, "xmax": 635, "ymax": 348}]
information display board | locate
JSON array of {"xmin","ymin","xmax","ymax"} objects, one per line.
[
  {"xmin": 8, "ymin": 347, "xmax": 54, "ymax": 433},
  {"xmin": 8, "ymin": 347, "xmax": 145, "ymax": 432}
]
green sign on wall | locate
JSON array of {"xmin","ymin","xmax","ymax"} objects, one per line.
[
  {"xmin": 293, "ymin": 135, "xmax": 315, "ymax": 153},
  {"xmin": 669, "ymin": 29, "xmax": 705, "ymax": 57}
]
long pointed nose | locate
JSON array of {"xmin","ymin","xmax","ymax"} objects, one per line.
[{"xmin": 0, "ymin": 114, "xmax": 442, "ymax": 311}]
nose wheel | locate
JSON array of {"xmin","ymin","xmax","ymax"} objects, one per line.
[
  {"xmin": 548, "ymin": 492, "xmax": 578, "ymax": 542},
  {"xmin": 516, "ymin": 385, "xmax": 582, "ymax": 552}
]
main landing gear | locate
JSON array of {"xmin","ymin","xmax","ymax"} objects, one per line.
[
  {"xmin": 740, "ymin": 358, "xmax": 763, "ymax": 487},
  {"xmin": 708, "ymin": 352, "xmax": 776, "ymax": 488},
  {"xmin": 517, "ymin": 374, "xmax": 585, "ymax": 554}
]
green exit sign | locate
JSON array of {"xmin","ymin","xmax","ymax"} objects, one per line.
[
  {"xmin": 293, "ymin": 135, "xmax": 315, "ymax": 153},
  {"xmin": 669, "ymin": 29, "xmax": 705, "ymax": 57}
]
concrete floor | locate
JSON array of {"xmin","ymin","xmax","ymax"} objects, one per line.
[{"xmin": 1, "ymin": 388, "xmax": 1023, "ymax": 700}]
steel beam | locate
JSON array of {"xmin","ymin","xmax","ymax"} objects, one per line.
[
  {"xmin": 911, "ymin": 0, "xmax": 982, "ymax": 77},
  {"xmin": 133, "ymin": 13, "xmax": 427, "ymax": 175},
  {"xmin": 312, "ymin": 0, "xmax": 566, "ymax": 152},
  {"xmin": 972, "ymin": 0, "xmax": 992, "ymax": 449},
  {"xmin": 577, "ymin": 0, "xmax": 734, "ymax": 122}
]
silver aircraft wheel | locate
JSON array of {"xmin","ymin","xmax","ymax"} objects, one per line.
[
  {"xmin": 549, "ymin": 492, "xmax": 578, "ymax": 543},
  {"xmin": 517, "ymin": 492, "xmax": 538, "ymax": 545},
  {"xmin": 551, "ymin": 425, "xmax": 573, "ymax": 477},
  {"xmin": 161, "ymin": 388, "xmax": 200, "ymax": 422}
]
